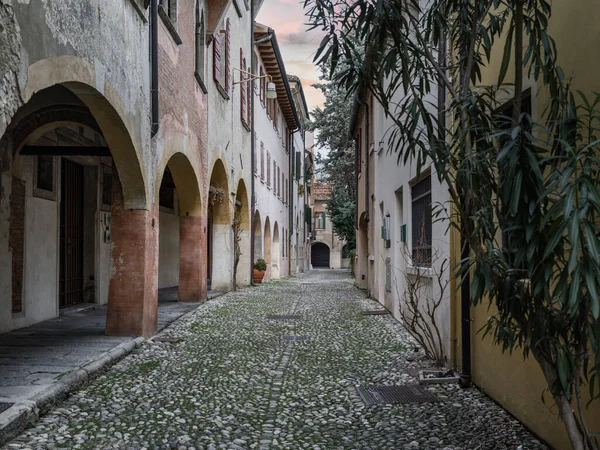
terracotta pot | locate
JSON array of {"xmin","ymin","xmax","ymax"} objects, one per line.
[{"xmin": 253, "ymin": 268, "xmax": 265, "ymax": 284}]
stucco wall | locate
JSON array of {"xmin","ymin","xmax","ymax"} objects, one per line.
[{"xmin": 451, "ymin": 1, "xmax": 600, "ymax": 447}]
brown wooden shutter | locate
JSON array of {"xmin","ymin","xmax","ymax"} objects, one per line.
[
  {"xmin": 225, "ymin": 19, "xmax": 231, "ymax": 93},
  {"xmin": 247, "ymin": 66, "xmax": 252, "ymax": 127},
  {"xmin": 240, "ymin": 50, "xmax": 246, "ymax": 122},
  {"xmin": 213, "ymin": 31, "xmax": 221, "ymax": 83}
]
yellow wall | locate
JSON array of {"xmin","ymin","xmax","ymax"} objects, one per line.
[{"xmin": 452, "ymin": 1, "xmax": 600, "ymax": 448}]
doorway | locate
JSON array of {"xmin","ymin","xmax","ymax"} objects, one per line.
[
  {"xmin": 59, "ymin": 158, "xmax": 85, "ymax": 308},
  {"xmin": 311, "ymin": 242, "xmax": 330, "ymax": 268}
]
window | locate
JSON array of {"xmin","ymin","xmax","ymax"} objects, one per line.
[
  {"xmin": 213, "ymin": 19, "xmax": 230, "ymax": 95},
  {"xmin": 260, "ymin": 142, "xmax": 265, "ymax": 180},
  {"xmin": 159, "ymin": 167, "xmax": 176, "ymax": 210},
  {"xmin": 160, "ymin": 0, "xmax": 177, "ymax": 24},
  {"xmin": 273, "ymin": 161, "xmax": 277, "ymax": 195},
  {"xmin": 411, "ymin": 174, "xmax": 432, "ymax": 266},
  {"xmin": 240, "ymin": 50, "xmax": 247, "ymax": 124},
  {"xmin": 36, "ymin": 155, "xmax": 54, "ymax": 192},
  {"xmin": 267, "ymin": 151, "xmax": 271, "ymax": 187},
  {"xmin": 194, "ymin": 5, "xmax": 206, "ymax": 87},
  {"xmin": 314, "ymin": 212, "xmax": 326, "ymax": 230},
  {"xmin": 260, "ymin": 67, "xmax": 265, "ymax": 105},
  {"xmin": 277, "ymin": 166, "xmax": 281, "ymax": 197}
]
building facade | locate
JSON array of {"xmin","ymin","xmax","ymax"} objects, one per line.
[
  {"xmin": 310, "ymin": 182, "xmax": 348, "ymax": 270},
  {"xmin": 0, "ymin": 0, "xmax": 310, "ymax": 338}
]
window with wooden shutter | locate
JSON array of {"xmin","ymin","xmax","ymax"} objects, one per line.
[
  {"xmin": 240, "ymin": 50, "xmax": 246, "ymax": 123},
  {"xmin": 195, "ymin": 6, "xmax": 205, "ymax": 84},
  {"xmin": 260, "ymin": 142, "xmax": 265, "ymax": 180},
  {"xmin": 247, "ymin": 65, "xmax": 252, "ymax": 127},
  {"xmin": 260, "ymin": 67, "xmax": 265, "ymax": 104},
  {"xmin": 225, "ymin": 19, "xmax": 231, "ymax": 93},
  {"xmin": 267, "ymin": 151, "xmax": 271, "ymax": 187},
  {"xmin": 213, "ymin": 31, "xmax": 221, "ymax": 83}
]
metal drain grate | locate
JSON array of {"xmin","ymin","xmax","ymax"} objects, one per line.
[
  {"xmin": 362, "ymin": 309, "xmax": 389, "ymax": 316},
  {"xmin": 281, "ymin": 335, "xmax": 310, "ymax": 342},
  {"xmin": 356, "ymin": 384, "xmax": 438, "ymax": 405},
  {"xmin": 0, "ymin": 403, "xmax": 13, "ymax": 414},
  {"xmin": 266, "ymin": 315, "xmax": 302, "ymax": 320}
]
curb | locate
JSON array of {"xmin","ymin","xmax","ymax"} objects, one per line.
[{"xmin": 0, "ymin": 336, "xmax": 145, "ymax": 446}]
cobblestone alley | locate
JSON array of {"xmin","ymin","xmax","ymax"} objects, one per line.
[{"xmin": 5, "ymin": 271, "xmax": 546, "ymax": 450}]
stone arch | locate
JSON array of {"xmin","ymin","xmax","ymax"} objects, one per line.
[
  {"xmin": 311, "ymin": 242, "xmax": 331, "ymax": 268},
  {"xmin": 156, "ymin": 152, "xmax": 205, "ymax": 302},
  {"xmin": 1, "ymin": 68, "xmax": 154, "ymax": 337},
  {"xmin": 272, "ymin": 222, "xmax": 281, "ymax": 279},
  {"xmin": 234, "ymin": 178, "xmax": 251, "ymax": 286},
  {"xmin": 21, "ymin": 56, "xmax": 149, "ymax": 209},
  {"xmin": 208, "ymin": 158, "xmax": 231, "ymax": 290}
]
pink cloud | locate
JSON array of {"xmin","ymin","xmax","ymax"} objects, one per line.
[{"xmin": 257, "ymin": 0, "xmax": 325, "ymax": 109}]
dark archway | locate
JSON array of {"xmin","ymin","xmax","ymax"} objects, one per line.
[{"xmin": 311, "ymin": 242, "xmax": 330, "ymax": 268}]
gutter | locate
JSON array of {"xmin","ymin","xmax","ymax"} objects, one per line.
[{"xmin": 150, "ymin": 0, "xmax": 159, "ymax": 137}]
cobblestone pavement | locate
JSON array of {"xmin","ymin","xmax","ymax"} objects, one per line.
[{"xmin": 5, "ymin": 270, "xmax": 547, "ymax": 450}]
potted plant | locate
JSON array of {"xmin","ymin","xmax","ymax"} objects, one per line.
[{"xmin": 253, "ymin": 258, "xmax": 267, "ymax": 284}]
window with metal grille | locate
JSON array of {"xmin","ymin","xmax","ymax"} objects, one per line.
[{"xmin": 411, "ymin": 174, "xmax": 432, "ymax": 266}]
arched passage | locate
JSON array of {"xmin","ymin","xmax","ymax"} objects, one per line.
[
  {"xmin": 2, "ymin": 80, "xmax": 154, "ymax": 337},
  {"xmin": 234, "ymin": 179, "xmax": 251, "ymax": 287},
  {"xmin": 208, "ymin": 159, "xmax": 231, "ymax": 291},
  {"xmin": 156, "ymin": 152, "xmax": 203, "ymax": 302},
  {"xmin": 311, "ymin": 242, "xmax": 331, "ymax": 268},
  {"xmin": 272, "ymin": 222, "xmax": 281, "ymax": 279},
  {"xmin": 264, "ymin": 217, "xmax": 272, "ymax": 281}
]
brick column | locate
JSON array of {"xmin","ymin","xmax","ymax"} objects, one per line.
[
  {"xmin": 177, "ymin": 215, "xmax": 206, "ymax": 302},
  {"xmin": 106, "ymin": 172, "xmax": 158, "ymax": 337}
]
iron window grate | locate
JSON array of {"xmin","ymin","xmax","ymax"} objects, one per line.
[{"xmin": 356, "ymin": 385, "xmax": 438, "ymax": 406}]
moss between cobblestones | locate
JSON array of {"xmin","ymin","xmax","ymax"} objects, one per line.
[{"xmin": 3, "ymin": 271, "xmax": 547, "ymax": 450}]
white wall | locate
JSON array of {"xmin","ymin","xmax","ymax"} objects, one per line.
[
  {"xmin": 158, "ymin": 211, "xmax": 180, "ymax": 288},
  {"xmin": 206, "ymin": 3, "xmax": 253, "ymax": 289},
  {"xmin": 253, "ymin": 52, "xmax": 291, "ymax": 280}
]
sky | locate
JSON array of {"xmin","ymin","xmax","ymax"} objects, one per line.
[{"xmin": 256, "ymin": 0, "xmax": 325, "ymax": 110}]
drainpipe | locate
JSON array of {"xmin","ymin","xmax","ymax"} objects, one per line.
[
  {"xmin": 288, "ymin": 131, "xmax": 294, "ymax": 275},
  {"xmin": 150, "ymin": 0, "xmax": 159, "ymax": 137},
  {"xmin": 456, "ymin": 32, "xmax": 472, "ymax": 388},
  {"xmin": 364, "ymin": 101, "xmax": 370, "ymax": 226},
  {"xmin": 250, "ymin": 9, "xmax": 256, "ymax": 284}
]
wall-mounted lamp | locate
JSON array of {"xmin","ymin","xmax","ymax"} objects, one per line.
[{"xmin": 233, "ymin": 68, "xmax": 277, "ymax": 99}]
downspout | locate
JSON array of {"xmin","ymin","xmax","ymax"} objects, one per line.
[
  {"xmin": 364, "ymin": 101, "xmax": 370, "ymax": 226},
  {"xmin": 250, "ymin": 11, "xmax": 256, "ymax": 284},
  {"xmin": 456, "ymin": 30, "xmax": 472, "ymax": 388},
  {"xmin": 288, "ymin": 131, "xmax": 294, "ymax": 275},
  {"xmin": 150, "ymin": 0, "xmax": 159, "ymax": 137}
]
